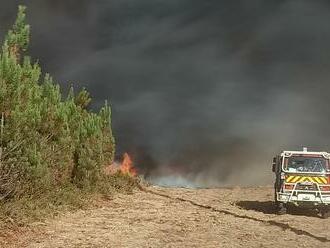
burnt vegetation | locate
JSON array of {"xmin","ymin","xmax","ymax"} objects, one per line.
[{"xmin": 0, "ymin": 6, "xmax": 135, "ymax": 224}]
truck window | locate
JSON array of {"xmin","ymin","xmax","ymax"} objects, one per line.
[{"xmin": 285, "ymin": 156, "xmax": 329, "ymax": 173}]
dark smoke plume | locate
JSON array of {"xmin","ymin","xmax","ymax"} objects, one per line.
[{"xmin": 1, "ymin": 0, "xmax": 330, "ymax": 186}]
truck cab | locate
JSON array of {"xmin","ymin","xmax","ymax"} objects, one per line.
[{"xmin": 272, "ymin": 148, "xmax": 330, "ymax": 218}]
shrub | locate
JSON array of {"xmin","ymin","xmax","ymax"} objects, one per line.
[{"xmin": 0, "ymin": 6, "xmax": 117, "ymax": 202}]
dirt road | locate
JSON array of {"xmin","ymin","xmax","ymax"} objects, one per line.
[{"xmin": 3, "ymin": 186, "xmax": 330, "ymax": 247}]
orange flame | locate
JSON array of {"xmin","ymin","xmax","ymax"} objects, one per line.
[{"xmin": 120, "ymin": 153, "xmax": 137, "ymax": 176}]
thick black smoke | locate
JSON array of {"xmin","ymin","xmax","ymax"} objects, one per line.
[{"xmin": 1, "ymin": 0, "xmax": 330, "ymax": 186}]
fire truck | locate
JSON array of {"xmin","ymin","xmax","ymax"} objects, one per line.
[{"xmin": 272, "ymin": 148, "xmax": 330, "ymax": 218}]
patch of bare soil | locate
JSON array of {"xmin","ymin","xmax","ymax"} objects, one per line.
[{"xmin": 2, "ymin": 186, "xmax": 330, "ymax": 247}]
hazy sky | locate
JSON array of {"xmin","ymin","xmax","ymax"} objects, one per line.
[{"xmin": 1, "ymin": 0, "xmax": 330, "ymax": 186}]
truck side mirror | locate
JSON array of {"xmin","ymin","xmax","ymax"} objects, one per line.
[{"xmin": 272, "ymin": 157, "xmax": 277, "ymax": 172}]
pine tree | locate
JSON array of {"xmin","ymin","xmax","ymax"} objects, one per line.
[
  {"xmin": 5, "ymin": 5, "xmax": 30, "ymax": 61},
  {"xmin": 0, "ymin": 6, "xmax": 116, "ymax": 199}
]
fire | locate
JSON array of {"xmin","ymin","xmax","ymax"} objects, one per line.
[{"xmin": 120, "ymin": 153, "xmax": 137, "ymax": 177}]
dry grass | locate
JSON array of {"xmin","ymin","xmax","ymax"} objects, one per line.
[{"xmin": 0, "ymin": 173, "xmax": 138, "ymax": 229}]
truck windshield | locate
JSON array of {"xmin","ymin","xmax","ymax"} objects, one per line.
[{"xmin": 285, "ymin": 156, "xmax": 329, "ymax": 173}]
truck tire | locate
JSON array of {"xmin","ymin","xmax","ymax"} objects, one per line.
[
  {"xmin": 277, "ymin": 203, "xmax": 287, "ymax": 215},
  {"xmin": 320, "ymin": 209, "xmax": 330, "ymax": 219},
  {"xmin": 274, "ymin": 184, "xmax": 286, "ymax": 214}
]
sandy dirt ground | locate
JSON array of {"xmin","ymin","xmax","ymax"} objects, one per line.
[{"xmin": 1, "ymin": 185, "xmax": 330, "ymax": 247}]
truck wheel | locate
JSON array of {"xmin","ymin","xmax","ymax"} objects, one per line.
[
  {"xmin": 277, "ymin": 203, "xmax": 287, "ymax": 215},
  {"xmin": 320, "ymin": 209, "xmax": 330, "ymax": 219}
]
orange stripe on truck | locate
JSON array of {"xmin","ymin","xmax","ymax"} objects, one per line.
[{"xmin": 286, "ymin": 176, "xmax": 328, "ymax": 184}]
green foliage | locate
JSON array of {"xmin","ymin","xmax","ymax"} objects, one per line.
[
  {"xmin": 75, "ymin": 87, "xmax": 92, "ymax": 109},
  {"xmin": 5, "ymin": 5, "xmax": 30, "ymax": 59},
  {"xmin": 0, "ymin": 5, "xmax": 117, "ymax": 203}
]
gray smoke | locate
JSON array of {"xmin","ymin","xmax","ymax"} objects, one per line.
[{"xmin": 1, "ymin": 0, "xmax": 330, "ymax": 186}]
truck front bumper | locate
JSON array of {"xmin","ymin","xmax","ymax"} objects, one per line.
[{"xmin": 277, "ymin": 192, "xmax": 330, "ymax": 205}]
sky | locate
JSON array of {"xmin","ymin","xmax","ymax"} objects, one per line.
[{"xmin": 1, "ymin": 0, "xmax": 330, "ymax": 186}]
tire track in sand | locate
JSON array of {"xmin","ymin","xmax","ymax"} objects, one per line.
[{"xmin": 139, "ymin": 185, "xmax": 330, "ymax": 243}]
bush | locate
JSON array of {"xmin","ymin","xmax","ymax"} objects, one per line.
[{"xmin": 0, "ymin": 5, "xmax": 125, "ymax": 209}]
